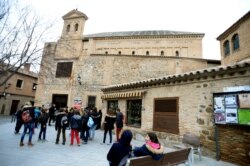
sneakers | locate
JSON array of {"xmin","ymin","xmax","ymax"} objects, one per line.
[
  {"xmin": 100, "ymin": 142, "xmax": 105, "ymax": 145},
  {"xmin": 107, "ymin": 143, "xmax": 111, "ymax": 145}
]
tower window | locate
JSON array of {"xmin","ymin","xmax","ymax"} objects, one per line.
[
  {"xmin": 118, "ymin": 51, "xmax": 121, "ymax": 55},
  {"xmin": 175, "ymin": 51, "xmax": 179, "ymax": 57},
  {"xmin": 161, "ymin": 50, "xmax": 164, "ymax": 56},
  {"xmin": 232, "ymin": 34, "xmax": 239, "ymax": 51},
  {"xmin": 132, "ymin": 51, "xmax": 135, "ymax": 55},
  {"xmin": 223, "ymin": 40, "xmax": 230, "ymax": 56},
  {"xmin": 66, "ymin": 24, "xmax": 70, "ymax": 32},
  {"xmin": 146, "ymin": 51, "xmax": 149, "ymax": 55},
  {"xmin": 75, "ymin": 23, "xmax": 79, "ymax": 31},
  {"xmin": 105, "ymin": 51, "xmax": 108, "ymax": 54}
]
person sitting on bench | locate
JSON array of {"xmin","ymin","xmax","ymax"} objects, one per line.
[{"xmin": 133, "ymin": 132, "xmax": 164, "ymax": 160}]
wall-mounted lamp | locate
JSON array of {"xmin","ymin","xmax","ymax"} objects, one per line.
[{"xmin": 77, "ymin": 75, "xmax": 82, "ymax": 85}]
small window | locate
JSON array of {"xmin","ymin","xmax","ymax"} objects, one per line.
[
  {"xmin": 75, "ymin": 23, "xmax": 79, "ymax": 31},
  {"xmin": 16, "ymin": 79, "xmax": 23, "ymax": 88},
  {"xmin": 146, "ymin": 51, "xmax": 149, "ymax": 55},
  {"xmin": 118, "ymin": 51, "xmax": 121, "ymax": 55},
  {"xmin": 107, "ymin": 100, "xmax": 119, "ymax": 112},
  {"xmin": 232, "ymin": 34, "xmax": 239, "ymax": 51},
  {"xmin": 55, "ymin": 62, "xmax": 73, "ymax": 77},
  {"xmin": 87, "ymin": 96, "xmax": 96, "ymax": 110},
  {"xmin": 127, "ymin": 100, "xmax": 142, "ymax": 128},
  {"xmin": 223, "ymin": 40, "xmax": 230, "ymax": 56},
  {"xmin": 105, "ymin": 51, "xmax": 108, "ymax": 54},
  {"xmin": 132, "ymin": 51, "xmax": 135, "ymax": 55},
  {"xmin": 66, "ymin": 24, "xmax": 70, "ymax": 32},
  {"xmin": 175, "ymin": 51, "xmax": 179, "ymax": 57},
  {"xmin": 161, "ymin": 50, "xmax": 164, "ymax": 56},
  {"xmin": 32, "ymin": 83, "xmax": 37, "ymax": 90}
]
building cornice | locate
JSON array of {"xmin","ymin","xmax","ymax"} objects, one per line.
[{"xmin": 102, "ymin": 60, "xmax": 250, "ymax": 93}]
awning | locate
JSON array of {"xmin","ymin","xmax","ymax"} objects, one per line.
[{"xmin": 101, "ymin": 91, "xmax": 146, "ymax": 99}]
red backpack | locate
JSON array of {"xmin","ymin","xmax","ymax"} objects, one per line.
[{"xmin": 22, "ymin": 109, "xmax": 32, "ymax": 123}]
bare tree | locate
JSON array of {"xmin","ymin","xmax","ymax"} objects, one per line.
[{"xmin": 0, "ymin": 0, "xmax": 53, "ymax": 87}]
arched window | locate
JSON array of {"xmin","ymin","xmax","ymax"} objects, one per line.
[
  {"xmin": 232, "ymin": 34, "xmax": 239, "ymax": 51},
  {"xmin": 118, "ymin": 51, "xmax": 121, "ymax": 55},
  {"xmin": 160, "ymin": 50, "xmax": 164, "ymax": 56},
  {"xmin": 132, "ymin": 51, "xmax": 135, "ymax": 55},
  {"xmin": 146, "ymin": 51, "xmax": 149, "ymax": 55},
  {"xmin": 75, "ymin": 23, "xmax": 79, "ymax": 31},
  {"xmin": 223, "ymin": 40, "xmax": 230, "ymax": 56},
  {"xmin": 66, "ymin": 24, "xmax": 70, "ymax": 32},
  {"xmin": 105, "ymin": 51, "xmax": 108, "ymax": 54},
  {"xmin": 175, "ymin": 51, "xmax": 179, "ymax": 57}
]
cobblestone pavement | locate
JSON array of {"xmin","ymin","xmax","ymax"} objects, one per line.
[{"xmin": 0, "ymin": 116, "xmax": 237, "ymax": 166}]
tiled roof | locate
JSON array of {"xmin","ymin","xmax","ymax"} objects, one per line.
[
  {"xmin": 102, "ymin": 59, "xmax": 250, "ymax": 92},
  {"xmin": 84, "ymin": 30, "xmax": 204, "ymax": 39}
]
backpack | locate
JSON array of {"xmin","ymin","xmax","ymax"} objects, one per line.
[
  {"xmin": 87, "ymin": 116, "xmax": 94, "ymax": 128},
  {"xmin": 22, "ymin": 109, "xmax": 32, "ymax": 123},
  {"xmin": 61, "ymin": 115, "xmax": 69, "ymax": 127}
]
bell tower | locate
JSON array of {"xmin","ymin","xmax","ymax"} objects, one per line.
[
  {"xmin": 60, "ymin": 9, "xmax": 88, "ymax": 39},
  {"xmin": 55, "ymin": 9, "xmax": 88, "ymax": 59}
]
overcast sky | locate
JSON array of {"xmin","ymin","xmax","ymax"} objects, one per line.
[{"xmin": 23, "ymin": 0, "xmax": 250, "ymax": 60}]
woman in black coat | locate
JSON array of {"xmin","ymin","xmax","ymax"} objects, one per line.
[{"xmin": 101, "ymin": 110, "xmax": 116, "ymax": 145}]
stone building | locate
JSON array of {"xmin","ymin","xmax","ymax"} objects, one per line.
[
  {"xmin": 217, "ymin": 11, "xmax": 250, "ymax": 65},
  {"xmin": 35, "ymin": 9, "xmax": 219, "ymax": 109},
  {"xmin": 101, "ymin": 11, "xmax": 250, "ymax": 165},
  {"xmin": 0, "ymin": 63, "xmax": 37, "ymax": 115}
]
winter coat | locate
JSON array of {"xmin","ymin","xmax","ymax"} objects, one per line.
[
  {"xmin": 91, "ymin": 112, "xmax": 100, "ymax": 125},
  {"xmin": 70, "ymin": 114, "xmax": 82, "ymax": 130},
  {"xmin": 104, "ymin": 115, "xmax": 116, "ymax": 130},
  {"xmin": 39, "ymin": 112, "xmax": 49, "ymax": 125},
  {"xmin": 55, "ymin": 112, "xmax": 66, "ymax": 130},
  {"xmin": 133, "ymin": 143, "xmax": 164, "ymax": 160},
  {"xmin": 107, "ymin": 130, "xmax": 133, "ymax": 166},
  {"xmin": 116, "ymin": 112, "xmax": 124, "ymax": 128},
  {"xmin": 81, "ymin": 114, "xmax": 90, "ymax": 131}
]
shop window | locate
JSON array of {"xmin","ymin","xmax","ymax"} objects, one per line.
[
  {"xmin": 232, "ymin": 34, "xmax": 239, "ymax": 51},
  {"xmin": 223, "ymin": 40, "xmax": 230, "ymax": 56},
  {"xmin": 55, "ymin": 62, "xmax": 73, "ymax": 77},
  {"xmin": 127, "ymin": 100, "xmax": 142, "ymax": 128},
  {"xmin": 107, "ymin": 100, "xmax": 118, "ymax": 112},
  {"xmin": 16, "ymin": 79, "xmax": 23, "ymax": 88},
  {"xmin": 66, "ymin": 24, "xmax": 70, "ymax": 32},
  {"xmin": 153, "ymin": 98, "xmax": 179, "ymax": 134}
]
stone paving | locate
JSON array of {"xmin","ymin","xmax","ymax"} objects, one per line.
[{"xmin": 0, "ymin": 116, "xmax": 237, "ymax": 166}]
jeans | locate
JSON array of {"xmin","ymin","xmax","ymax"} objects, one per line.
[
  {"xmin": 38, "ymin": 124, "xmax": 47, "ymax": 140},
  {"xmin": 81, "ymin": 129, "xmax": 89, "ymax": 143},
  {"xmin": 89, "ymin": 124, "xmax": 97, "ymax": 139},
  {"xmin": 21, "ymin": 122, "xmax": 34, "ymax": 142}
]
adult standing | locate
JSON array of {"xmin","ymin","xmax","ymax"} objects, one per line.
[
  {"xmin": 89, "ymin": 107, "xmax": 100, "ymax": 140},
  {"xmin": 55, "ymin": 108, "xmax": 67, "ymax": 145},
  {"xmin": 14, "ymin": 106, "xmax": 23, "ymax": 134},
  {"xmin": 38, "ymin": 108, "xmax": 49, "ymax": 141},
  {"xmin": 19, "ymin": 102, "xmax": 35, "ymax": 147},
  {"xmin": 80, "ymin": 111, "xmax": 90, "ymax": 144},
  {"xmin": 96, "ymin": 109, "xmax": 102, "ymax": 130},
  {"xmin": 107, "ymin": 130, "xmax": 133, "ymax": 166},
  {"xmin": 48, "ymin": 103, "xmax": 56, "ymax": 126},
  {"xmin": 101, "ymin": 109, "xmax": 116, "ymax": 145},
  {"xmin": 115, "ymin": 108, "xmax": 124, "ymax": 142}
]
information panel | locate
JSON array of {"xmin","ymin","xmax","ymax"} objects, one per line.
[{"xmin": 213, "ymin": 92, "xmax": 250, "ymax": 125}]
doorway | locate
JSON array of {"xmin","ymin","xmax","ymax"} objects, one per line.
[
  {"xmin": 52, "ymin": 94, "xmax": 68, "ymax": 110},
  {"xmin": 10, "ymin": 100, "xmax": 20, "ymax": 115}
]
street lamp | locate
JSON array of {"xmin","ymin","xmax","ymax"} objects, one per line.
[{"xmin": 77, "ymin": 75, "xmax": 82, "ymax": 85}]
